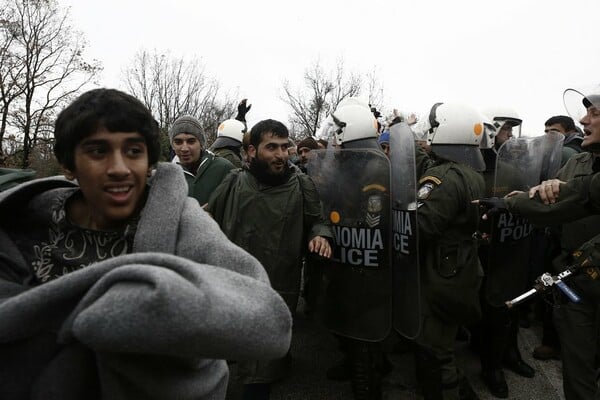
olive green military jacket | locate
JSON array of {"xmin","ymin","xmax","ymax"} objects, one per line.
[
  {"xmin": 417, "ymin": 160, "xmax": 485, "ymax": 324},
  {"xmin": 213, "ymin": 147, "xmax": 243, "ymax": 168},
  {"xmin": 206, "ymin": 167, "xmax": 333, "ymax": 311},
  {"xmin": 505, "ymin": 157, "xmax": 600, "ymax": 226},
  {"xmin": 554, "ymin": 152, "xmax": 600, "ymax": 253}
]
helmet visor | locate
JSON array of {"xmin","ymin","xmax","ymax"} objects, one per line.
[
  {"xmin": 564, "ymin": 85, "xmax": 600, "ymax": 122},
  {"xmin": 431, "ymin": 144, "xmax": 486, "ymax": 172}
]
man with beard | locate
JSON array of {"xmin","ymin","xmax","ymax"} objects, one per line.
[{"xmin": 206, "ymin": 118, "xmax": 333, "ymax": 400}]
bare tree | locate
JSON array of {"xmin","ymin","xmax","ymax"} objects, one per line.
[
  {"xmin": 1, "ymin": 0, "xmax": 101, "ymax": 168},
  {"xmin": 365, "ymin": 67, "xmax": 384, "ymax": 113},
  {"xmin": 281, "ymin": 59, "xmax": 363, "ymax": 140},
  {"xmin": 122, "ymin": 49, "xmax": 236, "ymax": 159},
  {"xmin": 0, "ymin": 5, "xmax": 25, "ymax": 164}
]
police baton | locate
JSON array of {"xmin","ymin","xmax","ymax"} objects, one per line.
[{"xmin": 505, "ymin": 257, "xmax": 596, "ymax": 309}]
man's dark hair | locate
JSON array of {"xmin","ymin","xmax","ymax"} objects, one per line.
[
  {"xmin": 54, "ymin": 88, "xmax": 161, "ymax": 171},
  {"xmin": 545, "ymin": 115, "xmax": 577, "ymax": 133},
  {"xmin": 249, "ymin": 119, "xmax": 289, "ymax": 147}
]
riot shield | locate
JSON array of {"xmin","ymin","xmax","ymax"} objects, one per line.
[
  {"xmin": 481, "ymin": 137, "xmax": 548, "ymax": 306},
  {"xmin": 539, "ymin": 131, "xmax": 565, "ymax": 180},
  {"xmin": 389, "ymin": 123, "xmax": 421, "ymax": 338},
  {"xmin": 307, "ymin": 148, "xmax": 392, "ymax": 341}
]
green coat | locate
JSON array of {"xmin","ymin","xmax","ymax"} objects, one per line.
[
  {"xmin": 504, "ymin": 159, "xmax": 600, "ymax": 226},
  {"xmin": 213, "ymin": 147, "xmax": 243, "ymax": 168},
  {"xmin": 507, "ymin": 152, "xmax": 600, "ymax": 302},
  {"xmin": 555, "ymin": 152, "xmax": 600, "ymax": 254},
  {"xmin": 0, "ymin": 168, "xmax": 36, "ymax": 192},
  {"xmin": 206, "ymin": 167, "xmax": 332, "ymax": 311},
  {"xmin": 180, "ymin": 150, "xmax": 235, "ymax": 206},
  {"xmin": 206, "ymin": 167, "xmax": 332, "ymax": 384},
  {"xmin": 560, "ymin": 134, "xmax": 583, "ymax": 167},
  {"xmin": 417, "ymin": 160, "xmax": 485, "ymax": 324}
]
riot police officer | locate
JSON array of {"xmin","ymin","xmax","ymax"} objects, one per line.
[
  {"xmin": 308, "ymin": 98, "xmax": 392, "ymax": 400},
  {"xmin": 413, "ymin": 102, "xmax": 486, "ymax": 400},
  {"xmin": 209, "ymin": 99, "xmax": 251, "ymax": 167},
  {"xmin": 480, "ymin": 85, "xmax": 600, "ymax": 400},
  {"xmin": 475, "ymin": 108, "xmax": 536, "ymax": 398}
]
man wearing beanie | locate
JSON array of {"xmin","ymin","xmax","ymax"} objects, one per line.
[
  {"xmin": 296, "ymin": 136, "xmax": 319, "ymax": 172},
  {"xmin": 170, "ymin": 115, "xmax": 235, "ymax": 206}
]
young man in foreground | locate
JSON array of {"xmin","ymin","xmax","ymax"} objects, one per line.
[{"xmin": 0, "ymin": 88, "xmax": 291, "ymax": 400}]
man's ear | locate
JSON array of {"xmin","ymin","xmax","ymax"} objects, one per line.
[
  {"xmin": 247, "ymin": 144, "xmax": 257, "ymax": 160},
  {"xmin": 62, "ymin": 166, "xmax": 75, "ymax": 181}
]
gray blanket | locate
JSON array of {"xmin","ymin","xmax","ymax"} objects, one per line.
[{"xmin": 0, "ymin": 163, "xmax": 292, "ymax": 400}]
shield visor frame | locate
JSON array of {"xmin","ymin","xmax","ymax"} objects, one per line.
[{"xmin": 564, "ymin": 86, "xmax": 600, "ymax": 122}]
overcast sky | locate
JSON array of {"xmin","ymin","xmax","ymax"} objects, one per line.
[{"xmin": 62, "ymin": 0, "xmax": 600, "ymax": 135}]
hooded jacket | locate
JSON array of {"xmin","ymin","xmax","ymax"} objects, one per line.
[{"xmin": 206, "ymin": 167, "xmax": 332, "ymax": 311}]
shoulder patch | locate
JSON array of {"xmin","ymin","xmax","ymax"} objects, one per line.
[
  {"xmin": 418, "ymin": 175, "xmax": 442, "ymax": 185},
  {"xmin": 417, "ymin": 181, "xmax": 436, "ymax": 200}
]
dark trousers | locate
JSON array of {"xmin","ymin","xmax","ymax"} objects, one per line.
[{"xmin": 554, "ymin": 300, "xmax": 600, "ymax": 400}]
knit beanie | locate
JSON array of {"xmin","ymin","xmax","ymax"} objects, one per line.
[
  {"xmin": 169, "ymin": 115, "xmax": 205, "ymax": 145},
  {"xmin": 296, "ymin": 136, "xmax": 319, "ymax": 151}
]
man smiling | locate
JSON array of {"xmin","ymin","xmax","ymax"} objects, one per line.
[
  {"xmin": 0, "ymin": 89, "xmax": 292, "ymax": 400},
  {"xmin": 170, "ymin": 114, "xmax": 235, "ymax": 206},
  {"xmin": 207, "ymin": 118, "xmax": 333, "ymax": 400}
]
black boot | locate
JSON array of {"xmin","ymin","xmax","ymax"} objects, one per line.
[
  {"xmin": 503, "ymin": 309, "xmax": 535, "ymax": 378},
  {"xmin": 459, "ymin": 377, "xmax": 481, "ymax": 400},
  {"xmin": 414, "ymin": 347, "xmax": 443, "ymax": 400},
  {"xmin": 481, "ymin": 369, "xmax": 508, "ymax": 398},
  {"xmin": 480, "ymin": 319, "xmax": 510, "ymax": 397},
  {"xmin": 503, "ymin": 347, "xmax": 535, "ymax": 378},
  {"xmin": 503, "ymin": 326, "xmax": 535, "ymax": 378},
  {"xmin": 350, "ymin": 342, "xmax": 382, "ymax": 400}
]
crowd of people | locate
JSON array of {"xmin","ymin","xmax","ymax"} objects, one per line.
[{"xmin": 0, "ymin": 84, "xmax": 599, "ymax": 400}]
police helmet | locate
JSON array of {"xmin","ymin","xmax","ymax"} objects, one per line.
[
  {"xmin": 425, "ymin": 102, "xmax": 487, "ymax": 171},
  {"xmin": 322, "ymin": 97, "xmax": 379, "ymax": 148},
  {"xmin": 481, "ymin": 106, "xmax": 522, "ymax": 148},
  {"xmin": 212, "ymin": 119, "xmax": 245, "ymax": 148}
]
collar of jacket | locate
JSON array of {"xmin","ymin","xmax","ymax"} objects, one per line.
[{"xmin": 180, "ymin": 150, "xmax": 216, "ymax": 178}]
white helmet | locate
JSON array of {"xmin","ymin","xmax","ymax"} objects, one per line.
[
  {"xmin": 425, "ymin": 102, "xmax": 486, "ymax": 171},
  {"xmin": 563, "ymin": 83, "xmax": 600, "ymax": 122},
  {"xmin": 320, "ymin": 97, "xmax": 378, "ymax": 146},
  {"xmin": 216, "ymin": 119, "xmax": 245, "ymax": 142},
  {"xmin": 211, "ymin": 119, "xmax": 245, "ymax": 149},
  {"xmin": 480, "ymin": 106, "xmax": 522, "ymax": 149}
]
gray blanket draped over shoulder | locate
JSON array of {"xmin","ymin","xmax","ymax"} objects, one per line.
[{"xmin": 0, "ymin": 162, "xmax": 291, "ymax": 400}]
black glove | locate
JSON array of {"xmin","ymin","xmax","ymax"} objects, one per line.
[
  {"xmin": 478, "ymin": 197, "xmax": 508, "ymax": 218},
  {"xmin": 235, "ymin": 99, "xmax": 251, "ymax": 122},
  {"xmin": 369, "ymin": 105, "xmax": 381, "ymax": 119}
]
